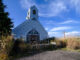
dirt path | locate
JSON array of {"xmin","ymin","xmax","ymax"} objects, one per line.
[{"xmin": 16, "ymin": 50, "xmax": 80, "ymax": 60}]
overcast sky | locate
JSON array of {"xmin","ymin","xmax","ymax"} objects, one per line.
[{"xmin": 3, "ymin": 0, "xmax": 80, "ymax": 37}]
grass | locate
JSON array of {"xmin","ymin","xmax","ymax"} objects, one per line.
[
  {"xmin": 61, "ymin": 48, "xmax": 80, "ymax": 52},
  {"xmin": 0, "ymin": 36, "xmax": 14, "ymax": 60},
  {"xmin": 0, "ymin": 36, "xmax": 80, "ymax": 60},
  {"xmin": 56, "ymin": 37, "xmax": 80, "ymax": 52},
  {"xmin": 66, "ymin": 37, "xmax": 80, "ymax": 49},
  {"xmin": 10, "ymin": 36, "xmax": 80, "ymax": 59}
]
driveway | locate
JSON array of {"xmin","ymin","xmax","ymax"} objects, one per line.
[{"xmin": 16, "ymin": 50, "xmax": 80, "ymax": 60}]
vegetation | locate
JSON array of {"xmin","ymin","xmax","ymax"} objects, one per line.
[
  {"xmin": 40, "ymin": 37, "xmax": 55, "ymax": 44},
  {"xmin": 0, "ymin": 36, "xmax": 79, "ymax": 60},
  {"xmin": 66, "ymin": 37, "xmax": 80, "ymax": 49},
  {"xmin": 55, "ymin": 37, "xmax": 80, "ymax": 51},
  {"xmin": 9, "ymin": 38, "xmax": 56, "ymax": 59},
  {"xmin": 0, "ymin": 36, "xmax": 14, "ymax": 60},
  {"xmin": 0, "ymin": 0, "xmax": 14, "ymax": 60},
  {"xmin": 0, "ymin": 0, "xmax": 13, "ymax": 37}
]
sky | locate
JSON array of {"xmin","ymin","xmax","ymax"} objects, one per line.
[{"xmin": 3, "ymin": 0, "xmax": 80, "ymax": 37}]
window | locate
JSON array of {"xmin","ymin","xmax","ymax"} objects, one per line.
[
  {"xmin": 28, "ymin": 29, "xmax": 38, "ymax": 35},
  {"xmin": 33, "ymin": 10, "xmax": 36, "ymax": 14},
  {"xmin": 32, "ymin": 18, "xmax": 36, "ymax": 20},
  {"xmin": 27, "ymin": 29, "xmax": 40, "ymax": 43}
]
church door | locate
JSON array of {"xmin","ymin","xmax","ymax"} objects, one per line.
[{"xmin": 27, "ymin": 29, "xmax": 39, "ymax": 43}]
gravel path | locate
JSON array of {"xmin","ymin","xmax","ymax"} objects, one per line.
[{"xmin": 16, "ymin": 50, "xmax": 80, "ymax": 60}]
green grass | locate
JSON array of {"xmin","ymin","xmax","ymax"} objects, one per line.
[{"xmin": 61, "ymin": 48, "xmax": 80, "ymax": 52}]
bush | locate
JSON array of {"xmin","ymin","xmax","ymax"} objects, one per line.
[
  {"xmin": 10, "ymin": 39, "xmax": 32, "ymax": 57},
  {"xmin": 42, "ymin": 44, "xmax": 55, "ymax": 50},
  {"xmin": 40, "ymin": 37, "xmax": 55, "ymax": 44},
  {"xmin": 56, "ymin": 39, "xmax": 67, "ymax": 48}
]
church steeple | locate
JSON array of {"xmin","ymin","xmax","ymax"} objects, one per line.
[{"xmin": 26, "ymin": 5, "xmax": 38, "ymax": 20}]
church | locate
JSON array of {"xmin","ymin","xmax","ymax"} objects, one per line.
[{"xmin": 13, "ymin": 6, "xmax": 48, "ymax": 43}]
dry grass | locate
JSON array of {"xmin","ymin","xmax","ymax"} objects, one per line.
[
  {"xmin": 66, "ymin": 37, "xmax": 80, "ymax": 49},
  {"xmin": 0, "ymin": 53, "xmax": 9, "ymax": 60},
  {"xmin": 0, "ymin": 36, "xmax": 14, "ymax": 60},
  {"xmin": 57, "ymin": 37, "xmax": 80, "ymax": 50},
  {"xmin": 55, "ymin": 38, "xmax": 67, "ymax": 48},
  {"xmin": 55, "ymin": 37, "xmax": 80, "ymax": 50}
]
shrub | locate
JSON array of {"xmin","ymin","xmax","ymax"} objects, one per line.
[
  {"xmin": 56, "ymin": 38, "xmax": 67, "ymax": 48},
  {"xmin": 43, "ymin": 44, "xmax": 55, "ymax": 50},
  {"xmin": 10, "ymin": 40, "xmax": 21, "ymax": 56},
  {"xmin": 40, "ymin": 37, "xmax": 55, "ymax": 44},
  {"xmin": 10, "ymin": 39, "xmax": 33, "ymax": 56},
  {"xmin": 19, "ymin": 42, "xmax": 27, "ymax": 51}
]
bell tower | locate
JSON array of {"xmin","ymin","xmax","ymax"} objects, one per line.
[{"xmin": 26, "ymin": 5, "xmax": 38, "ymax": 20}]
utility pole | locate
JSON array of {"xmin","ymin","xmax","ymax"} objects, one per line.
[{"xmin": 63, "ymin": 30, "xmax": 66, "ymax": 39}]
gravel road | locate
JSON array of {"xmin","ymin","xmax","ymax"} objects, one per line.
[{"xmin": 16, "ymin": 50, "xmax": 80, "ymax": 60}]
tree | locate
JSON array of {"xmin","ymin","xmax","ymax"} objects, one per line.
[{"xmin": 0, "ymin": 0, "xmax": 13, "ymax": 36}]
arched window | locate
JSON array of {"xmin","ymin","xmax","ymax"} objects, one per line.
[
  {"xmin": 33, "ymin": 10, "xmax": 36, "ymax": 14},
  {"xmin": 28, "ymin": 29, "xmax": 38, "ymax": 35},
  {"xmin": 27, "ymin": 29, "xmax": 40, "ymax": 43},
  {"xmin": 32, "ymin": 18, "xmax": 36, "ymax": 20}
]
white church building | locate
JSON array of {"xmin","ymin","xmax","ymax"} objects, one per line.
[{"xmin": 13, "ymin": 6, "xmax": 48, "ymax": 43}]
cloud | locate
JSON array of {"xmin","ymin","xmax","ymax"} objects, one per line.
[
  {"xmin": 59, "ymin": 20, "xmax": 79, "ymax": 24},
  {"xmin": 20, "ymin": 0, "xmax": 36, "ymax": 9},
  {"xmin": 65, "ymin": 31, "xmax": 80, "ymax": 36},
  {"xmin": 43, "ymin": 19, "xmax": 79, "ymax": 25},
  {"xmin": 43, "ymin": 20, "xmax": 56, "ymax": 25},
  {"xmin": 55, "ymin": 0, "xmax": 80, "ymax": 14},
  {"xmin": 47, "ymin": 26, "xmax": 72, "ymax": 37},
  {"xmin": 20, "ymin": 0, "xmax": 80, "ymax": 17},
  {"xmin": 48, "ymin": 31, "xmax": 60, "ymax": 37},
  {"xmin": 45, "ymin": 27, "xmax": 49, "ymax": 31},
  {"xmin": 39, "ymin": 1, "xmax": 67, "ymax": 17},
  {"xmin": 70, "ymin": 0, "xmax": 80, "ymax": 14},
  {"xmin": 48, "ymin": 30, "xmax": 80, "ymax": 37},
  {"xmin": 20, "ymin": 0, "xmax": 67, "ymax": 17},
  {"xmin": 50, "ymin": 26, "xmax": 72, "ymax": 31},
  {"xmin": 61, "ymin": 0, "xmax": 80, "ymax": 14}
]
